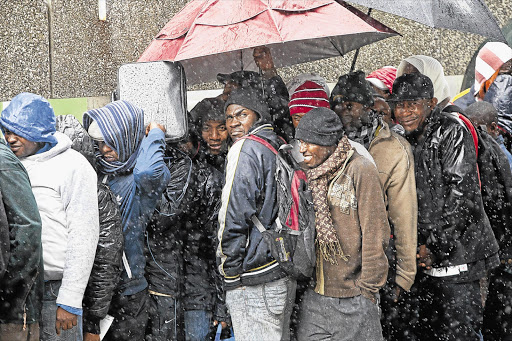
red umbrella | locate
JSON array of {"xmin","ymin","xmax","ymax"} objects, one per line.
[{"xmin": 138, "ymin": 0, "xmax": 398, "ymax": 85}]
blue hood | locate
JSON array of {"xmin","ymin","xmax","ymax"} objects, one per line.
[{"xmin": 0, "ymin": 92, "xmax": 57, "ymax": 144}]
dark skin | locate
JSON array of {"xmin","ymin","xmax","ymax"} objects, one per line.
[
  {"xmin": 291, "ymin": 112, "xmax": 306, "ymax": 129},
  {"xmin": 225, "ymin": 104, "xmax": 259, "ymax": 141},
  {"xmin": 401, "ymin": 62, "xmax": 450, "ymax": 108},
  {"xmin": 372, "ymin": 97, "xmax": 392, "ymax": 126},
  {"xmin": 3, "ymin": 129, "xmax": 43, "ymax": 158},
  {"xmin": 298, "ymin": 139, "xmax": 337, "ymax": 169},
  {"xmin": 332, "ymin": 101, "xmax": 372, "ymax": 134},
  {"xmin": 201, "ymin": 120, "xmax": 228, "ymax": 155}
]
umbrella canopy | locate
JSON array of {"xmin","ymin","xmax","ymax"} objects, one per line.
[
  {"xmin": 138, "ymin": 0, "xmax": 398, "ymax": 85},
  {"xmin": 343, "ymin": 0, "xmax": 506, "ymax": 42}
]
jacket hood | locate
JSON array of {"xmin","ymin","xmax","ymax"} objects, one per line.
[{"xmin": 0, "ymin": 93, "xmax": 57, "ymax": 145}]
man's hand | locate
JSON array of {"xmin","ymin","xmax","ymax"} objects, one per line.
[
  {"xmin": 146, "ymin": 121, "xmax": 166, "ymax": 136},
  {"xmin": 55, "ymin": 307, "xmax": 78, "ymax": 335},
  {"xmin": 417, "ymin": 244, "xmax": 433, "ymax": 270},
  {"xmin": 253, "ymin": 46, "xmax": 277, "ymax": 78},
  {"xmin": 84, "ymin": 332, "xmax": 100, "ymax": 341},
  {"xmin": 213, "ymin": 320, "xmax": 228, "ymax": 329}
]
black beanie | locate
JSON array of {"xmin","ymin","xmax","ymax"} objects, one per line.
[
  {"xmin": 224, "ymin": 88, "xmax": 270, "ymax": 122},
  {"xmin": 330, "ymin": 71, "xmax": 375, "ymax": 108},
  {"xmin": 295, "ymin": 107, "xmax": 343, "ymax": 146},
  {"xmin": 389, "ymin": 73, "xmax": 434, "ymax": 102}
]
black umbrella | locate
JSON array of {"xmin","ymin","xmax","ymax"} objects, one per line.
[{"xmin": 343, "ymin": 0, "xmax": 506, "ymax": 41}]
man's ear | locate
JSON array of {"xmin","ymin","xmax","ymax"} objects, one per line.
[
  {"xmin": 428, "ymin": 97, "xmax": 438, "ymax": 108},
  {"xmin": 489, "ymin": 121, "xmax": 500, "ymax": 137}
]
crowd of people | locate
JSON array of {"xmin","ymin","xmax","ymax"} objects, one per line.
[{"xmin": 0, "ymin": 42, "xmax": 511, "ymax": 341}]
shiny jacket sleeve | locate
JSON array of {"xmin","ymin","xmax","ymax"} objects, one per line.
[{"xmin": 82, "ymin": 183, "xmax": 123, "ymax": 335}]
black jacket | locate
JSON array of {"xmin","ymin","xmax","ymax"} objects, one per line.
[
  {"xmin": 0, "ymin": 141, "xmax": 43, "ymax": 325},
  {"xmin": 475, "ymin": 127, "xmax": 512, "ymax": 265},
  {"xmin": 217, "ymin": 124, "xmax": 287, "ymax": 289},
  {"xmin": 408, "ymin": 109, "xmax": 499, "ymax": 267},
  {"xmin": 82, "ymin": 183, "xmax": 123, "ymax": 335}
]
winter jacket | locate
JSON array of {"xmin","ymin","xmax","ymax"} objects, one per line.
[
  {"xmin": 82, "ymin": 183, "xmax": 123, "ymax": 335},
  {"xmin": 217, "ymin": 124, "xmax": 287, "ymax": 289},
  {"xmin": 315, "ymin": 150, "xmax": 390, "ymax": 303},
  {"xmin": 106, "ymin": 128, "xmax": 171, "ymax": 296},
  {"xmin": 20, "ymin": 132, "xmax": 99, "ymax": 309},
  {"xmin": 408, "ymin": 108, "xmax": 499, "ymax": 267},
  {"xmin": 0, "ymin": 194, "xmax": 8, "ymax": 281},
  {"xmin": 368, "ymin": 122, "xmax": 417, "ymax": 291},
  {"xmin": 0, "ymin": 140, "xmax": 43, "ymax": 325},
  {"xmin": 474, "ymin": 128, "xmax": 512, "ymax": 268}
]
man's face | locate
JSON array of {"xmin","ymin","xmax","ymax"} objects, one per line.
[
  {"xmin": 201, "ymin": 119, "xmax": 228, "ymax": 155},
  {"xmin": 299, "ymin": 140, "xmax": 337, "ymax": 169},
  {"xmin": 393, "ymin": 98, "xmax": 436, "ymax": 134},
  {"xmin": 97, "ymin": 141, "xmax": 120, "ymax": 162},
  {"xmin": 332, "ymin": 101, "xmax": 371, "ymax": 133},
  {"xmin": 225, "ymin": 104, "xmax": 259, "ymax": 141},
  {"xmin": 291, "ymin": 112, "xmax": 306, "ymax": 129},
  {"xmin": 3, "ymin": 129, "xmax": 41, "ymax": 158},
  {"xmin": 372, "ymin": 98, "xmax": 392, "ymax": 125}
]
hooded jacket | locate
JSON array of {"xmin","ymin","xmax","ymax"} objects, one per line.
[
  {"xmin": 20, "ymin": 132, "xmax": 99, "ymax": 308},
  {"xmin": 408, "ymin": 108, "xmax": 499, "ymax": 267},
  {"xmin": 0, "ymin": 140, "xmax": 43, "ymax": 325},
  {"xmin": 217, "ymin": 124, "xmax": 287, "ymax": 289}
]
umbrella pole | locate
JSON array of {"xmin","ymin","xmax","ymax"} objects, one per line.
[
  {"xmin": 350, "ymin": 8, "xmax": 372, "ymax": 72},
  {"xmin": 241, "ymin": 50, "xmax": 244, "ymax": 71}
]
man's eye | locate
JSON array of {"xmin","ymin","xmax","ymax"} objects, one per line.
[{"xmin": 218, "ymin": 126, "xmax": 227, "ymax": 131}]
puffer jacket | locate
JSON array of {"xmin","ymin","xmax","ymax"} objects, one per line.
[
  {"xmin": 56, "ymin": 115, "xmax": 124, "ymax": 334},
  {"xmin": 217, "ymin": 124, "xmax": 287, "ymax": 289},
  {"xmin": 82, "ymin": 183, "xmax": 123, "ymax": 335},
  {"xmin": 409, "ymin": 108, "xmax": 499, "ymax": 267}
]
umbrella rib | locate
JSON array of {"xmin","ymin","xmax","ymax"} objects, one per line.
[{"xmin": 267, "ymin": 5, "xmax": 285, "ymax": 43}]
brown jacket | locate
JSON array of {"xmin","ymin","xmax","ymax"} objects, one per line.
[
  {"xmin": 369, "ymin": 122, "xmax": 418, "ymax": 291},
  {"xmin": 314, "ymin": 150, "xmax": 390, "ymax": 302}
]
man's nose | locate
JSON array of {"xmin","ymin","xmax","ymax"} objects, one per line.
[
  {"xmin": 5, "ymin": 134, "xmax": 16, "ymax": 143},
  {"xmin": 210, "ymin": 129, "xmax": 219, "ymax": 139}
]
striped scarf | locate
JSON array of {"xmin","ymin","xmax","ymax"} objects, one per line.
[
  {"xmin": 347, "ymin": 115, "xmax": 381, "ymax": 149},
  {"xmin": 83, "ymin": 100, "xmax": 145, "ymax": 174},
  {"xmin": 474, "ymin": 42, "xmax": 512, "ymax": 99},
  {"xmin": 306, "ymin": 136, "xmax": 352, "ymax": 264}
]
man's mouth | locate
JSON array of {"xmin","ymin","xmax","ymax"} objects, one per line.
[
  {"xmin": 303, "ymin": 154, "xmax": 312, "ymax": 163},
  {"xmin": 208, "ymin": 143, "xmax": 222, "ymax": 150}
]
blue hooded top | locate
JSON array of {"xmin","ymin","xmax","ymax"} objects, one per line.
[{"xmin": 0, "ymin": 93, "xmax": 58, "ymax": 146}]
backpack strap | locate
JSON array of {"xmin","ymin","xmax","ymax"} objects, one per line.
[
  {"xmin": 242, "ymin": 134, "xmax": 278, "ymax": 155},
  {"xmin": 457, "ymin": 113, "xmax": 481, "ymax": 189}
]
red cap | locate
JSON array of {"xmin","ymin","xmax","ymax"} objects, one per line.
[{"xmin": 288, "ymin": 81, "xmax": 330, "ymax": 116}]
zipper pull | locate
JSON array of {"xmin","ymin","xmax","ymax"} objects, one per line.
[{"xmin": 23, "ymin": 305, "xmax": 27, "ymax": 331}]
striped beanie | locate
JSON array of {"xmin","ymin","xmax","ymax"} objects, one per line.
[
  {"xmin": 474, "ymin": 42, "xmax": 512, "ymax": 97},
  {"xmin": 288, "ymin": 80, "xmax": 330, "ymax": 116},
  {"xmin": 366, "ymin": 66, "xmax": 397, "ymax": 93},
  {"xmin": 83, "ymin": 100, "xmax": 145, "ymax": 174}
]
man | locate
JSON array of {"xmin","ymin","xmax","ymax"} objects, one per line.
[
  {"xmin": 0, "ymin": 138, "xmax": 43, "ymax": 341},
  {"xmin": 392, "ymin": 73, "xmax": 500, "ymax": 339},
  {"xmin": 217, "ymin": 46, "xmax": 292, "ymax": 141},
  {"xmin": 330, "ymin": 72, "xmax": 417, "ymax": 312},
  {"xmin": 0, "ymin": 92, "xmax": 99, "ymax": 340},
  {"xmin": 466, "ymin": 101, "xmax": 512, "ymax": 171},
  {"xmin": 464, "ymin": 101, "xmax": 512, "ymax": 340},
  {"xmin": 83, "ymin": 101, "xmax": 171, "ymax": 340},
  {"xmin": 217, "ymin": 88, "xmax": 296, "ymax": 340},
  {"xmin": 294, "ymin": 107, "xmax": 389, "ymax": 340}
]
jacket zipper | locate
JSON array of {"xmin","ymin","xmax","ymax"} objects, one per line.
[{"xmin": 21, "ymin": 267, "xmax": 40, "ymax": 331}]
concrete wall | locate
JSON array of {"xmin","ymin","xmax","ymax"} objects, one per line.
[{"xmin": 1, "ymin": 0, "xmax": 511, "ymax": 102}]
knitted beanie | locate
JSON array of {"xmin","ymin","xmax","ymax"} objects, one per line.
[
  {"xmin": 295, "ymin": 107, "xmax": 343, "ymax": 146},
  {"xmin": 224, "ymin": 88, "xmax": 270, "ymax": 122},
  {"xmin": 288, "ymin": 80, "xmax": 330, "ymax": 116},
  {"xmin": 330, "ymin": 71, "xmax": 375, "ymax": 108}
]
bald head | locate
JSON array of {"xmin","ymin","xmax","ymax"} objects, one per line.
[{"xmin": 465, "ymin": 101, "xmax": 499, "ymax": 138}]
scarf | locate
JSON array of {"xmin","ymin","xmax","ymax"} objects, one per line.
[
  {"xmin": 83, "ymin": 100, "xmax": 145, "ymax": 174},
  {"xmin": 306, "ymin": 135, "xmax": 352, "ymax": 264},
  {"xmin": 347, "ymin": 114, "xmax": 381, "ymax": 149}
]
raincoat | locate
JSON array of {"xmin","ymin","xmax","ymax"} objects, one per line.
[{"xmin": 0, "ymin": 140, "xmax": 43, "ymax": 325}]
